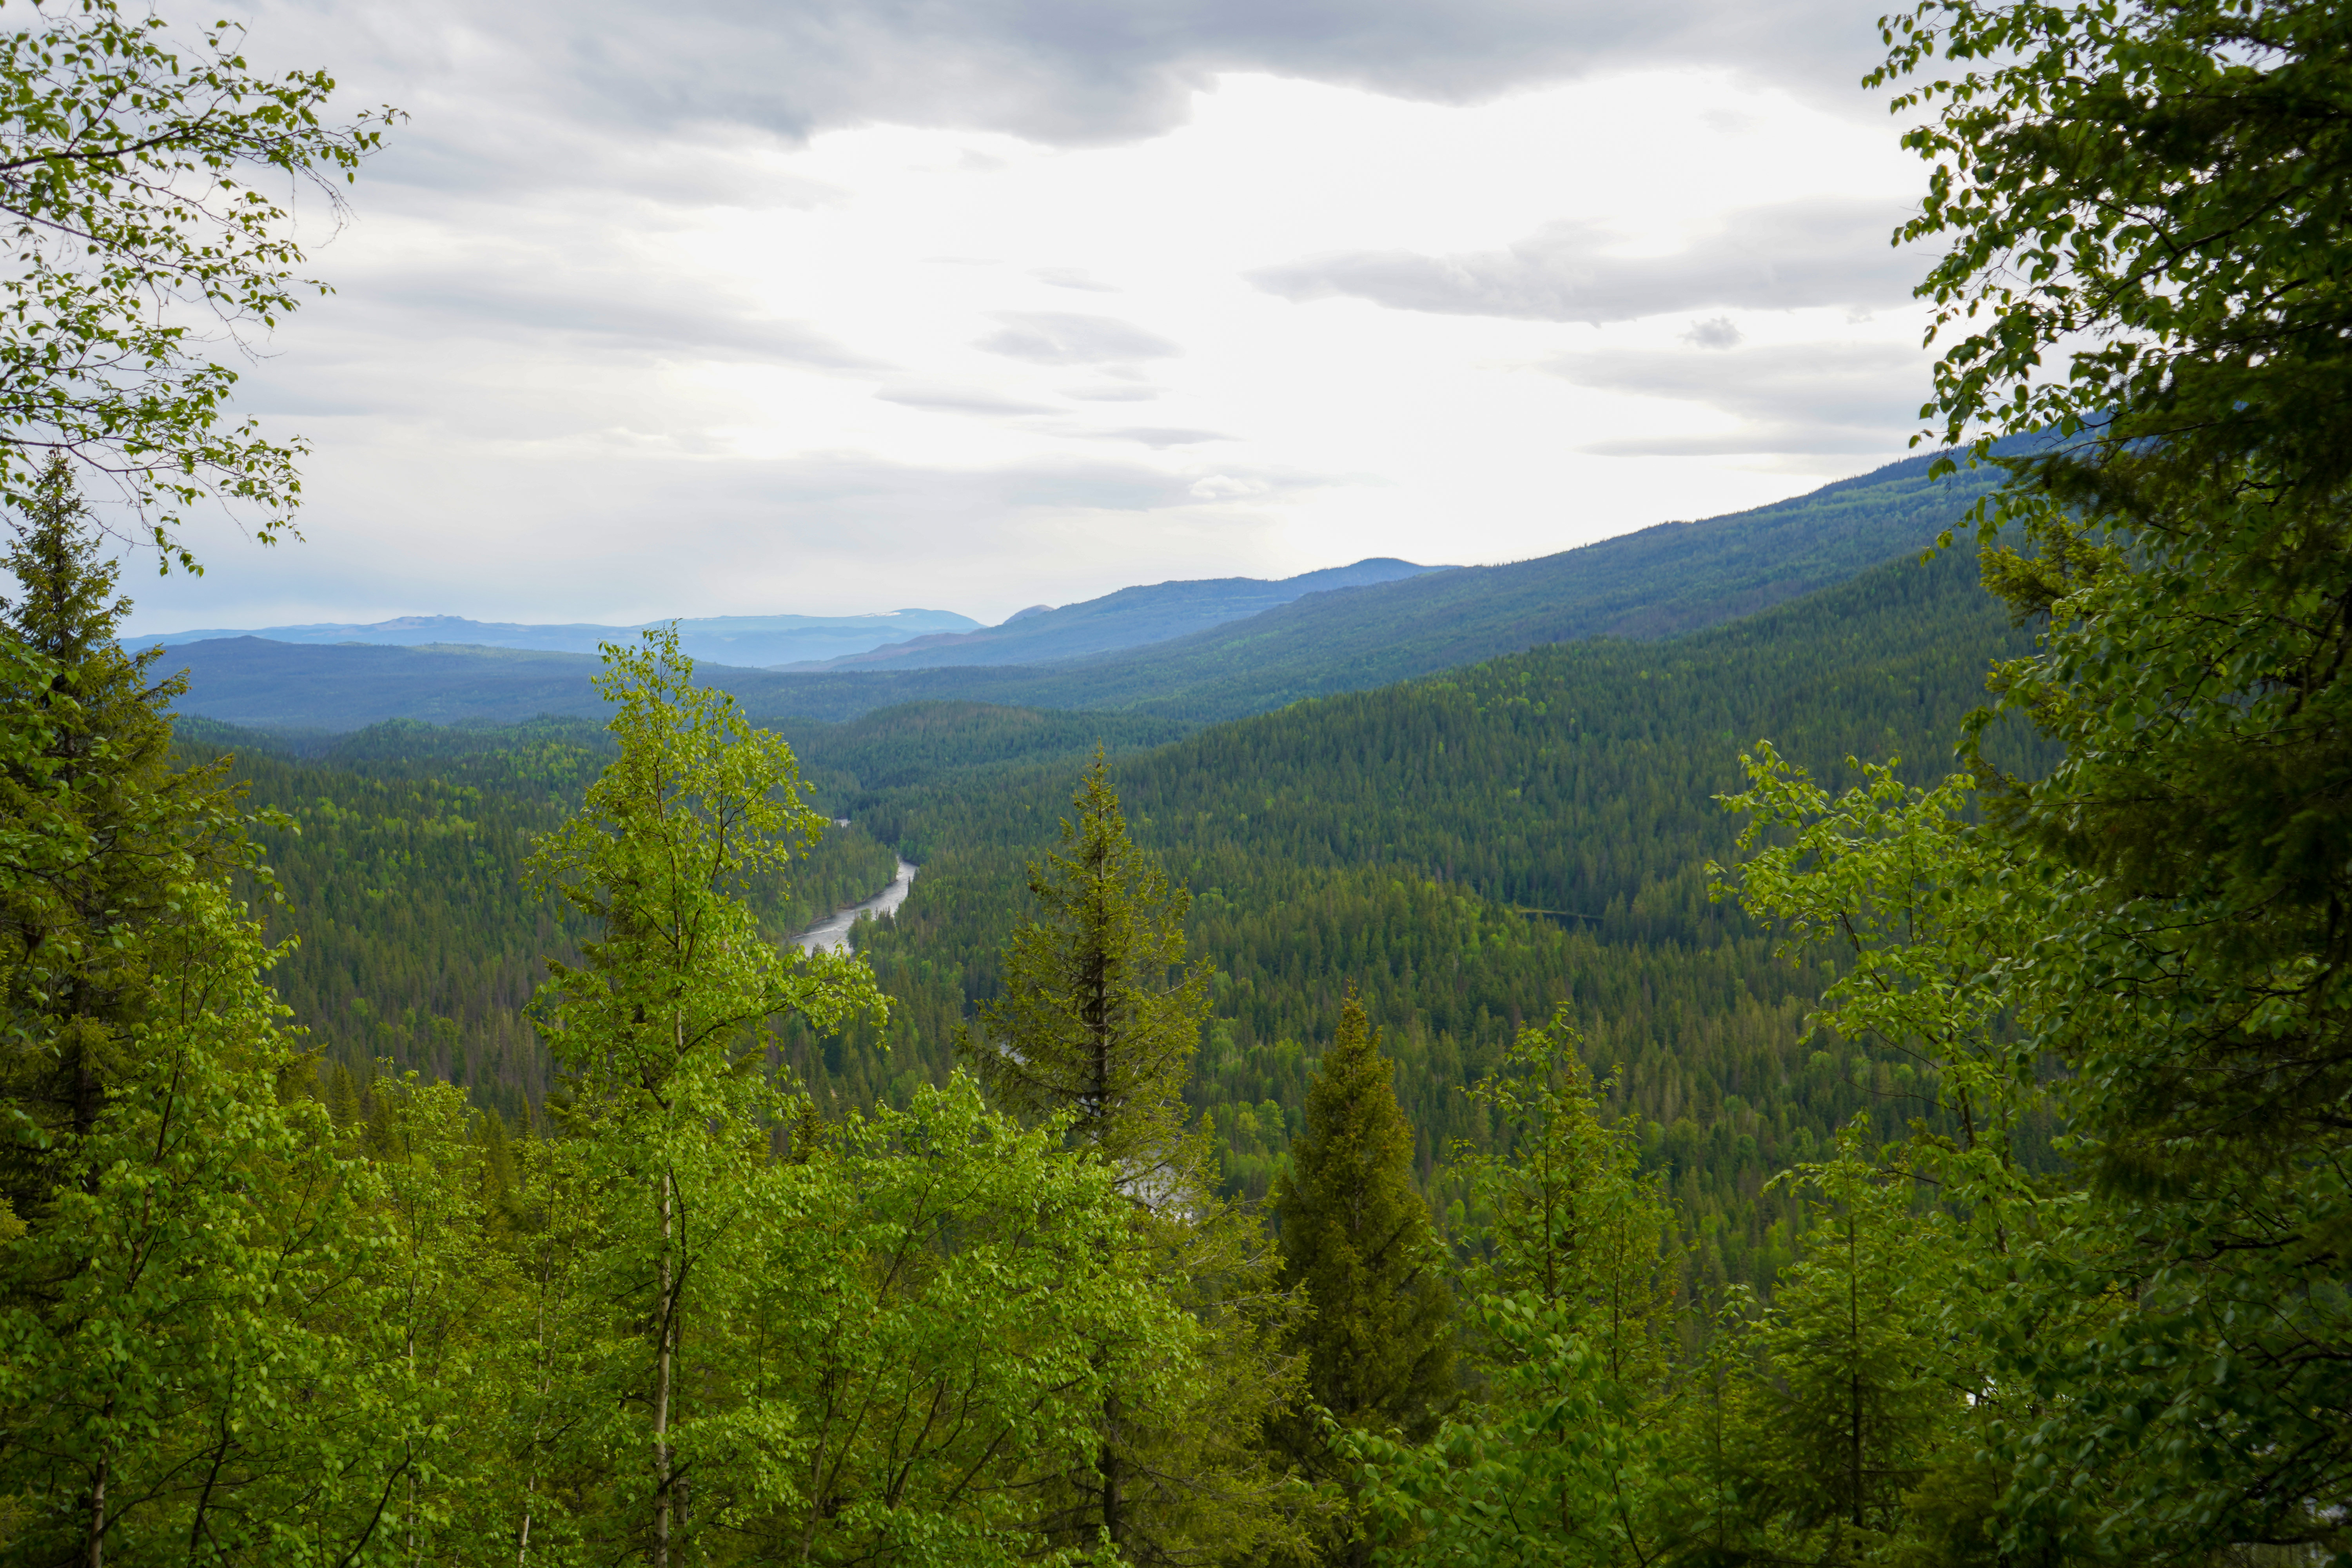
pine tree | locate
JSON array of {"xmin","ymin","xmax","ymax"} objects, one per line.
[
  {"xmin": 1736, "ymin": 1128, "xmax": 1956, "ymax": 1564},
  {"xmin": 964, "ymin": 752, "xmax": 1310, "ymax": 1566},
  {"xmin": 1350, "ymin": 1010, "xmax": 1686, "ymax": 1568},
  {"xmin": 0, "ymin": 456, "xmax": 422, "ymax": 1562},
  {"xmin": 1272, "ymin": 993, "xmax": 1455, "ymax": 1563},
  {"xmin": 964, "ymin": 748, "xmax": 1208, "ymax": 1186},
  {"xmin": 0, "ymin": 456, "xmax": 245, "ymax": 1218}
]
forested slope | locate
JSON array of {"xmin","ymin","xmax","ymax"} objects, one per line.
[
  {"xmin": 180, "ymin": 717, "xmax": 902, "ymax": 1120},
  {"xmin": 826, "ymin": 542, "xmax": 2052, "ymax": 1290},
  {"xmin": 799, "ymin": 556, "xmax": 1440, "ymax": 670},
  {"xmin": 177, "ymin": 540, "xmax": 2039, "ymax": 1294}
]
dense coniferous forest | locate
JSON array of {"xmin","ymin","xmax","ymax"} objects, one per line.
[{"xmin": 179, "ymin": 541, "xmax": 2054, "ymax": 1296}]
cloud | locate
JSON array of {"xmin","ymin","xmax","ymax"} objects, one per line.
[
  {"xmin": 975, "ymin": 312, "xmax": 1183, "ymax": 365},
  {"xmin": 1681, "ymin": 315, "xmax": 1743, "ymax": 350},
  {"xmin": 877, "ymin": 385, "xmax": 1062, "ymax": 416},
  {"xmin": 364, "ymin": 273, "xmax": 884, "ymax": 368},
  {"xmin": 250, "ymin": 0, "xmax": 1889, "ymax": 170},
  {"xmin": 1102, "ymin": 427, "xmax": 1232, "ymax": 447},
  {"xmin": 1544, "ymin": 341, "xmax": 1928, "ymax": 456},
  {"xmin": 1033, "ymin": 267, "xmax": 1120, "ymax": 292},
  {"xmin": 1250, "ymin": 199, "xmax": 1917, "ymax": 324}
]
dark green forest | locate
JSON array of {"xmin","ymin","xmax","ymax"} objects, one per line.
[{"xmin": 187, "ymin": 541, "xmax": 2053, "ymax": 1297}]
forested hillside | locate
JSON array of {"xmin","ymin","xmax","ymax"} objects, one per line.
[
  {"xmin": 192, "ymin": 538, "xmax": 2048, "ymax": 1298},
  {"xmin": 824, "ymin": 541, "xmax": 2053, "ymax": 1290},
  {"xmin": 180, "ymin": 716, "xmax": 902, "ymax": 1121},
  {"xmin": 796, "ymin": 556, "xmax": 1441, "ymax": 670}
]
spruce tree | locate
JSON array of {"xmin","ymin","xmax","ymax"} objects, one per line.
[
  {"xmin": 964, "ymin": 753, "xmax": 1309, "ymax": 1566},
  {"xmin": 0, "ymin": 456, "xmax": 425, "ymax": 1561},
  {"xmin": 1272, "ymin": 993, "xmax": 1455, "ymax": 1564},
  {"xmin": 0, "ymin": 456, "xmax": 244, "ymax": 1219},
  {"xmin": 965, "ymin": 747, "xmax": 1207, "ymax": 1187}
]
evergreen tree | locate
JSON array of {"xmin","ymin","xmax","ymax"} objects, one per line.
[
  {"xmin": 1270, "ymin": 993, "xmax": 1454, "ymax": 1561},
  {"xmin": 1351, "ymin": 1011, "xmax": 1685, "ymax": 1568},
  {"xmin": 1735, "ymin": 1131, "xmax": 1957, "ymax": 1566},
  {"xmin": 964, "ymin": 753, "xmax": 1309, "ymax": 1566},
  {"xmin": 0, "ymin": 457, "xmax": 416, "ymax": 1562},
  {"xmin": 964, "ymin": 747, "xmax": 1209, "ymax": 1188},
  {"xmin": 0, "ymin": 456, "xmax": 245, "ymax": 1220}
]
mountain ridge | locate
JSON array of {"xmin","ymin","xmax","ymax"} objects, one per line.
[{"xmin": 789, "ymin": 557, "xmax": 1448, "ymax": 672}]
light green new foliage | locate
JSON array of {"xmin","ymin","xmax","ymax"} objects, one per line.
[
  {"xmin": 0, "ymin": 463, "xmax": 433, "ymax": 1562},
  {"xmin": 0, "ymin": 850, "xmax": 407, "ymax": 1562},
  {"xmin": 524, "ymin": 629, "xmax": 884, "ymax": 1565},
  {"xmin": 343, "ymin": 1073, "xmax": 518, "ymax": 1560},
  {"xmin": 1710, "ymin": 743, "xmax": 2049, "ymax": 1191},
  {"xmin": 1352, "ymin": 1010, "xmax": 1683, "ymax": 1568},
  {"xmin": 722, "ymin": 1074, "xmax": 1211, "ymax": 1567},
  {"xmin": 0, "ymin": 0, "xmax": 394, "ymax": 564}
]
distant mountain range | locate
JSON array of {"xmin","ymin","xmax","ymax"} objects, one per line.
[
  {"xmin": 142, "ymin": 558, "xmax": 1445, "ymax": 676},
  {"xmin": 159, "ymin": 443, "xmax": 2041, "ymax": 733},
  {"xmin": 786, "ymin": 558, "xmax": 1446, "ymax": 671},
  {"xmin": 139, "ymin": 610, "xmax": 982, "ymax": 671}
]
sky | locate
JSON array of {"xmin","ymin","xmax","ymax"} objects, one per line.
[{"xmin": 120, "ymin": 0, "xmax": 1948, "ymax": 635}]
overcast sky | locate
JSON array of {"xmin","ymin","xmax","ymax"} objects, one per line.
[{"xmin": 122, "ymin": 0, "xmax": 1942, "ymax": 634}]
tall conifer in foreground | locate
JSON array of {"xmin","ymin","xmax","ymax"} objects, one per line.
[
  {"xmin": 0, "ymin": 459, "xmax": 410, "ymax": 1562},
  {"xmin": 966, "ymin": 748, "xmax": 1207, "ymax": 1188},
  {"xmin": 1271, "ymin": 993, "xmax": 1454, "ymax": 1565},
  {"xmin": 964, "ymin": 752, "xmax": 1310, "ymax": 1566}
]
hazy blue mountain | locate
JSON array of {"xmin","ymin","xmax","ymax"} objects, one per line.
[
  {"xmin": 792, "ymin": 558, "xmax": 1446, "ymax": 672},
  {"xmin": 139, "ymin": 609, "xmax": 980, "ymax": 669},
  {"xmin": 159, "ymin": 445, "xmax": 2033, "ymax": 732}
]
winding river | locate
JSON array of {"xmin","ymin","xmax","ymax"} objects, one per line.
[{"xmin": 791, "ymin": 858, "xmax": 918, "ymax": 956}]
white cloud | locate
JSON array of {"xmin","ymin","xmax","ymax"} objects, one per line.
[
  {"xmin": 100, "ymin": 0, "xmax": 1943, "ymax": 632},
  {"xmin": 1249, "ymin": 199, "xmax": 1918, "ymax": 323}
]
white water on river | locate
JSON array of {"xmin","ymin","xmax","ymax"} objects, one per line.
[{"xmin": 791, "ymin": 858, "xmax": 918, "ymax": 956}]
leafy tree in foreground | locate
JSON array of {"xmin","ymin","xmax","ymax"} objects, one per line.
[
  {"xmin": 1269, "ymin": 993, "xmax": 1454, "ymax": 1564},
  {"xmin": 524, "ymin": 630, "xmax": 883, "ymax": 1564},
  {"xmin": 1353, "ymin": 1011, "xmax": 1683, "ymax": 1568},
  {"xmin": 0, "ymin": 0, "xmax": 393, "ymax": 563},
  {"xmin": 0, "ymin": 461, "xmax": 405, "ymax": 1563},
  {"xmin": 1876, "ymin": 0, "xmax": 2352, "ymax": 1553}
]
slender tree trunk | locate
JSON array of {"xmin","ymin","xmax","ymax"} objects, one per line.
[
  {"xmin": 85, "ymin": 1451, "xmax": 106, "ymax": 1568},
  {"xmin": 1100, "ymin": 1388, "xmax": 1122, "ymax": 1555},
  {"xmin": 1849, "ymin": 1214, "xmax": 1864, "ymax": 1531},
  {"xmin": 655, "ymin": 1165, "xmax": 675, "ymax": 1568}
]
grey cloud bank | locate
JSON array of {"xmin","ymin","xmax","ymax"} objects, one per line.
[
  {"xmin": 257, "ymin": 0, "xmax": 1889, "ymax": 167},
  {"xmin": 975, "ymin": 313, "xmax": 1184, "ymax": 366},
  {"xmin": 1547, "ymin": 341, "xmax": 1928, "ymax": 456},
  {"xmin": 1249, "ymin": 200, "xmax": 1919, "ymax": 324}
]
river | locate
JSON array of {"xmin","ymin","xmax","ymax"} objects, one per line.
[{"xmin": 791, "ymin": 858, "xmax": 918, "ymax": 956}]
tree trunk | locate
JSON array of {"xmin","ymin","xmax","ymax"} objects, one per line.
[
  {"xmin": 1100, "ymin": 1388, "xmax": 1122, "ymax": 1555},
  {"xmin": 655, "ymin": 1165, "xmax": 675, "ymax": 1568},
  {"xmin": 85, "ymin": 1452, "xmax": 105, "ymax": 1568}
]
